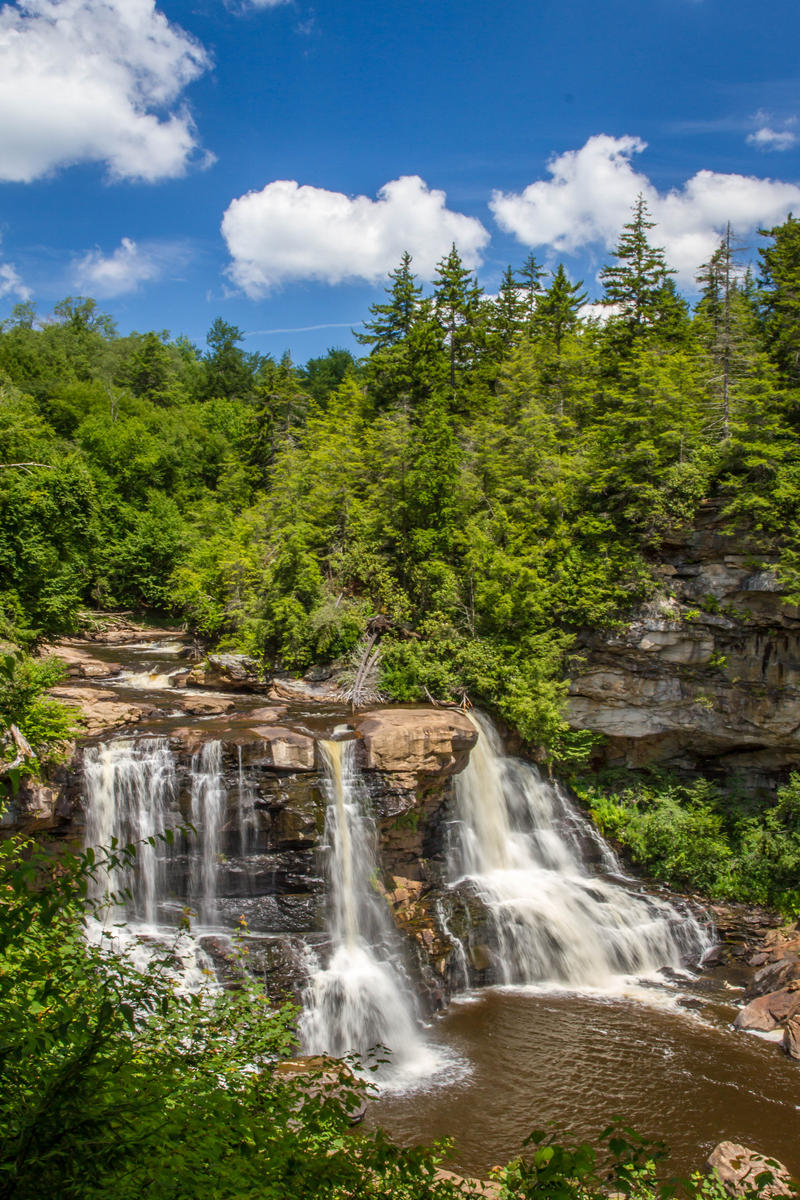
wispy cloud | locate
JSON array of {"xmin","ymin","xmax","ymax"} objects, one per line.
[
  {"xmin": 0, "ymin": 259, "xmax": 31, "ymax": 303},
  {"xmin": 747, "ymin": 113, "xmax": 798, "ymax": 152},
  {"xmin": 245, "ymin": 321, "xmax": 364, "ymax": 336},
  {"xmin": 74, "ymin": 237, "xmax": 188, "ymax": 297}
]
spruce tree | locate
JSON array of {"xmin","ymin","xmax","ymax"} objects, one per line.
[
  {"xmin": 535, "ymin": 264, "xmax": 587, "ymax": 354},
  {"xmin": 695, "ymin": 225, "xmax": 749, "ymax": 437},
  {"xmin": 433, "ymin": 243, "xmax": 483, "ymax": 388},
  {"xmin": 517, "ymin": 252, "xmax": 546, "ymax": 332},
  {"xmin": 600, "ymin": 194, "xmax": 675, "ymax": 338},
  {"xmin": 493, "ymin": 265, "xmax": 527, "ymax": 350},
  {"xmin": 758, "ymin": 213, "xmax": 800, "ymax": 387},
  {"xmin": 356, "ymin": 251, "xmax": 422, "ymax": 352}
]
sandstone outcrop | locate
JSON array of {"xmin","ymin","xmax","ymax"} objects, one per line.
[
  {"xmin": 49, "ymin": 683, "xmax": 162, "ymax": 735},
  {"xmin": 567, "ymin": 503, "xmax": 800, "ymax": 782},
  {"xmin": 734, "ymin": 985, "xmax": 800, "ymax": 1031},
  {"xmin": 355, "ymin": 707, "xmax": 477, "ymax": 794},
  {"xmin": 707, "ymin": 1142, "xmax": 795, "ymax": 1197}
]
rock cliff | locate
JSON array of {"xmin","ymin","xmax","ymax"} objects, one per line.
[{"xmin": 567, "ymin": 503, "xmax": 800, "ymax": 786}]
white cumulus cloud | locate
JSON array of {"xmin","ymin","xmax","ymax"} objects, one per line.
[
  {"xmin": 74, "ymin": 237, "xmax": 168, "ymax": 297},
  {"xmin": 490, "ymin": 135, "xmax": 800, "ymax": 286},
  {"xmin": 0, "ymin": 0, "xmax": 211, "ymax": 183},
  {"xmin": 221, "ymin": 175, "xmax": 490, "ymax": 295}
]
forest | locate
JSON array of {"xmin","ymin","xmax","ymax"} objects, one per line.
[{"xmin": 2, "ymin": 196, "xmax": 800, "ymax": 899}]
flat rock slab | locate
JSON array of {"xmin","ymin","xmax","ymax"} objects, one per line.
[
  {"xmin": 50, "ymin": 684, "xmax": 160, "ymax": 736},
  {"xmin": 44, "ymin": 640, "xmax": 122, "ymax": 679}
]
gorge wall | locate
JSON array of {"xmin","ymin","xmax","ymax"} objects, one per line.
[{"xmin": 567, "ymin": 502, "xmax": 800, "ymax": 789}]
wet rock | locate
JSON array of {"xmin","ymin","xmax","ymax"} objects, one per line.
[
  {"xmin": 355, "ymin": 707, "xmax": 477, "ymax": 792},
  {"xmin": 746, "ymin": 957, "xmax": 800, "ymax": 1001},
  {"xmin": 186, "ymin": 654, "xmax": 264, "ymax": 691},
  {"xmin": 173, "ymin": 695, "xmax": 237, "ymax": 716},
  {"xmin": 734, "ymin": 986, "xmax": 800, "ymax": 1032},
  {"xmin": 248, "ymin": 727, "xmax": 316, "ymax": 771},
  {"xmin": 707, "ymin": 1142, "xmax": 795, "ymax": 1197},
  {"xmin": 783, "ymin": 1014, "xmax": 800, "ymax": 1061}
]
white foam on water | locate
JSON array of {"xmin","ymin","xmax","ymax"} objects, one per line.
[{"xmin": 446, "ymin": 712, "xmax": 714, "ymax": 993}]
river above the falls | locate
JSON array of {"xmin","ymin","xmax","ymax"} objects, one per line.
[{"xmin": 47, "ymin": 626, "xmax": 800, "ymax": 1182}]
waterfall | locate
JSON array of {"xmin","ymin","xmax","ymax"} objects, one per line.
[
  {"xmin": 449, "ymin": 713, "xmax": 712, "ymax": 989},
  {"xmin": 300, "ymin": 739, "xmax": 429, "ymax": 1072},
  {"xmin": 82, "ymin": 736, "xmax": 218, "ymax": 990},
  {"xmin": 83, "ymin": 738, "xmax": 176, "ymax": 925},
  {"xmin": 189, "ymin": 740, "xmax": 225, "ymax": 927}
]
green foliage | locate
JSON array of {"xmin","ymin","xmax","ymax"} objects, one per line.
[
  {"xmin": 575, "ymin": 771, "xmax": 800, "ymax": 913},
  {"xmin": 0, "ymin": 652, "xmax": 79, "ymax": 772},
  {"xmin": 2, "ymin": 209, "xmax": 800, "ymax": 791},
  {"xmin": 0, "ymin": 832, "xmax": 481, "ymax": 1200},
  {"xmin": 0, "ymin": 829, "xmax": 792, "ymax": 1197}
]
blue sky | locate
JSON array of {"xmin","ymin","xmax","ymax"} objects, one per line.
[{"xmin": 1, "ymin": 0, "xmax": 799, "ymax": 363}]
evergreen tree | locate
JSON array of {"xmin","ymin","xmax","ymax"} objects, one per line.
[
  {"xmin": 433, "ymin": 244, "xmax": 483, "ymax": 389},
  {"xmin": 356, "ymin": 251, "xmax": 422, "ymax": 352},
  {"xmin": 202, "ymin": 318, "xmax": 258, "ymax": 402},
  {"xmin": 600, "ymin": 195, "xmax": 675, "ymax": 339},
  {"xmin": 695, "ymin": 225, "xmax": 751, "ymax": 437},
  {"xmin": 517, "ymin": 252, "xmax": 546, "ymax": 332},
  {"xmin": 758, "ymin": 213, "xmax": 800, "ymax": 388},
  {"xmin": 492, "ymin": 265, "xmax": 527, "ymax": 351},
  {"xmin": 535, "ymin": 265, "xmax": 587, "ymax": 355}
]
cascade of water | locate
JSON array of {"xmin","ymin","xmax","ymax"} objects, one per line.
[
  {"xmin": 189, "ymin": 740, "xmax": 225, "ymax": 926},
  {"xmin": 449, "ymin": 713, "xmax": 712, "ymax": 989},
  {"xmin": 83, "ymin": 738, "xmax": 176, "ymax": 925},
  {"xmin": 300, "ymin": 739, "xmax": 427, "ymax": 1069},
  {"xmin": 83, "ymin": 737, "xmax": 220, "ymax": 991}
]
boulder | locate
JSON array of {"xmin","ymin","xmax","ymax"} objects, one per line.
[
  {"xmin": 249, "ymin": 726, "xmax": 316, "ymax": 771},
  {"xmin": 783, "ymin": 1014, "xmax": 800, "ymax": 1061},
  {"xmin": 707, "ymin": 1142, "xmax": 795, "ymax": 1197},
  {"xmin": 172, "ymin": 694, "xmax": 236, "ymax": 716},
  {"xmin": 746, "ymin": 957, "xmax": 800, "ymax": 1001},
  {"xmin": 268, "ymin": 675, "xmax": 342, "ymax": 702},
  {"xmin": 186, "ymin": 654, "xmax": 264, "ymax": 691},
  {"xmin": 354, "ymin": 708, "xmax": 478, "ymax": 790},
  {"xmin": 734, "ymin": 986, "xmax": 800, "ymax": 1032}
]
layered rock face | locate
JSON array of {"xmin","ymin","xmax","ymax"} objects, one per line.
[
  {"xmin": 568, "ymin": 503, "xmax": 800, "ymax": 785},
  {"xmin": 13, "ymin": 631, "xmax": 479, "ymax": 1007}
]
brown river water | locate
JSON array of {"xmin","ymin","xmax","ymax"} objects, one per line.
[{"xmin": 367, "ymin": 985, "xmax": 800, "ymax": 1180}]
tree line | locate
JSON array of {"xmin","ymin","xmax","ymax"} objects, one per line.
[{"xmin": 1, "ymin": 198, "xmax": 800, "ymax": 756}]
